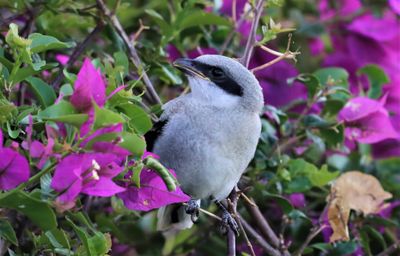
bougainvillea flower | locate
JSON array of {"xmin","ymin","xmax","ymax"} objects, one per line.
[
  {"xmin": 55, "ymin": 54, "xmax": 70, "ymax": 65},
  {"xmin": 118, "ymin": 168, "xmax": 190, "ymax": 211},
  {"xmin": 0, "ymin": 130, "xmax": 30, "ymax": 190},
  {"xmin": 318, "ymin": 0, "xmax": 361, "ymax": 21},
  {"xmin": 389, "ymin": 0, "xmax": 400, "ymax": 14},
  {"xmin": 287, "ymin": 193, "xmax": 306, "ymax": 208},
  {"xmin": 92, "ymin": 141, "xmax": 131, "ymax": 159},
  {"xmin": 70, "ymin": 58, "xmax": 106, "ymax": 112},
  {"xmin": 80, "ymin": 123, "xmax": 123, "ymax": 147},
  {"xmin": 250, "ymin": 48, "xmax": 307, "ymax": 107},
  {"xmin": 372, "ymin": 139, "xmax": 400, "ymax": 159},
  {"xmin": 338, "ymin": 97, "xmax": 399, "ymax": 144},
  {"xmin": 51, "ymin": 153, "xmax": 125, "ymax": 204}
]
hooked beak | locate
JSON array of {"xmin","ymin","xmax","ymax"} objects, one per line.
[{"xmin": 173, "ymin": 58, "xmax": 209, "ymax": 80}]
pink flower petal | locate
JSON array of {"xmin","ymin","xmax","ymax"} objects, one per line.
[{"xmin": 70, "ymin": 58, "xmax": 106, "ymax": 112}]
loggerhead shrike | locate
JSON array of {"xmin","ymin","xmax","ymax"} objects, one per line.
[{"xmin": 145, "ymin": 55, "xmax": 264, "ymax": 234}]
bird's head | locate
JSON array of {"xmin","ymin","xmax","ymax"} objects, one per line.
[{"xmin": 173, "ymin": 55, "xmax": 264, "ymax": 113}]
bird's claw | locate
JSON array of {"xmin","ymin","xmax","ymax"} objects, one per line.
[
  {"xmin": 219, "ymin": 211, "xmax": 240, "ymax": 236},
  {"xmin": 185, "ymin": 199, "xmax": 200, "ymax": 222}
]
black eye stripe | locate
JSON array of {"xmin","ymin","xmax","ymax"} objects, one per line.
[{"xmin": 191, "ymin": 62, "xmax": 243, "ymax": 97}]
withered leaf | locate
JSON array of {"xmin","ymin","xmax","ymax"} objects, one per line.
[{"xmin": 326, "ymin": 171, "xmax": 392, "ymax": 242}]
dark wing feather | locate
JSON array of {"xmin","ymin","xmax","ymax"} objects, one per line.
[{"xmin": 144, "ymin": 119, "xmax": 168, "ymax": 152}]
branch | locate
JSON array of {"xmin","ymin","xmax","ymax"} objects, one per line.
[
  {"xmin": 240, "ymin": 0, "xmax": 265, "ymax": 67},
  {"xmin": 238, "ymin": 214, "xmax": 282, "ymax": 256},
  {"xmin": 96, "ymin": 0, "xmax": 162, "ymax": 105},
  {"xmin": 376, "ymin": 243, "xmax": 400, "ymax": 256},
  {"xmin": 293, "ymin": 224, "xmax": 327, "ymax": 256},
  {"xmin": 243, "ymin": 197, "xmax": 280, "ymax": 248},
  {"xmin": 52, "ymin": 23, "xmax": 104, "ymax": 88},
  {"xmin": 220, "ymin": 8, "xmax": 252, "ymax": 54},
  {"xmin": 251, "ymin": 34, "xmax": 300, "ymax": 73}
]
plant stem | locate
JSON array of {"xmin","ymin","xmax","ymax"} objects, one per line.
[
  {"xmin": 240, "ymin": 0, "xmax": 265, "ymax": 67},
  {"xmin": 96, "ymin": 0, "xmax": 162, "ymax": 105},
  {"xmin": 52, "ymin": 23, "xmax": 104, "ymax": 88}
]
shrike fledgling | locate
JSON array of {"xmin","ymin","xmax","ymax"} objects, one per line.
[{"xmin": 145, "ymin": 55, "xmax": 263, "ymax": 234}]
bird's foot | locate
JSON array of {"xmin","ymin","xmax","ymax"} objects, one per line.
[
  {"xmin": 185, "ymin": 199, "xmax": 200, "ymax": 222},
  {"xmin": 218, "ymin": 211, "xmax": 240, "ymax": 236},
  {"xmin": 215, "ymin": 200, "xmax": 240, "ymax": 236}
]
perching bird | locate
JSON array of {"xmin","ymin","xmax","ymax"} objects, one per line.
[{"xmin": 145, "ymin": 55, "xmax": 264, "ymax": 234}]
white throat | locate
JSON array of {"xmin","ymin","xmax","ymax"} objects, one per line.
[{"xmin": 188, "ymin": 77, "xmax": 240, "ymax": 109}]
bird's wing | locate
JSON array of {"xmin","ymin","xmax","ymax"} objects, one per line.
[{"xmin": 144, "ymin": 119, "xmax": 168, "ymax": 152}]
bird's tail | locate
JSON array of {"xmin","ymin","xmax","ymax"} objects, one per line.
[{"xmin": 157, "ymin": 201, "xmax": 199, "ymax": 236}]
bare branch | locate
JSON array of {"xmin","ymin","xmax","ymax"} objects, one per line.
[
  {"xmin": 251, "ymin": 34, "xmax": 300, "ymax": 73},
  {"xmin": 240, "ymin": 0, "xmax": 265, "ymax": 67},
  {"xmin": 376, "ymin": 243, "xmax": 400, "ymax": 256},
  {"xmin": 96, "ymin": 0, "xmax": 162, "ymax": 105},
  {"xmin": 293, "ymin": 224, "xmax": 327, "ymax": 256},
  {"xmin": 238, "ymin": 214, "xmax": 282, "ymax": 256},
  {"xmin": 52, "ymin": 23, "xmax": 104, "ymax": 88},
  {"xmin": 243, "ymin": 197, "xmax": 280, "ymax": 248}
]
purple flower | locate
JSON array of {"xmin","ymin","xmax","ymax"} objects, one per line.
[
  {"xmin": 287, "ymin": 193, "xmax": 306, "ymax": 208},
  {"xmin": 118, "ymin": 168, "xmax": 190, "ymax": 212},
  {"xmin": 51, "ymin": 153, "xmax": 125, "ymax": 206},
  {"xmin": 55, "ymin": 54, "xmax": 69, "ymax": 66},
  {"xmin": 389, "ymin": 0, "xmax": 400, "ymax": 14},
  {"xmin": 70, "ymin": 58, "xmax": 106, "ymax": 112},
  {"xmin": 0, "ymin": 130, "xmax": 30, "ymax": 190},
  {"xmin": 321, "ymin": 8, "xmax": 400, "ymax": 94},
  {"xmin": 338, "ymin": 97, "xmax": 399, "ymax": 144},
  {"xmin": 318, "ymin": 0, "xmax": 362, "ymax": 21},
  {"xmin": 250, "ymin": 48, "xmax": 308, "ymax": 108}
]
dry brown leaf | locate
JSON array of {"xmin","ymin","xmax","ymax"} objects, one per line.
[{"xmin": 326, "ymin": 171, "xmax": 392, "ymax": 242}]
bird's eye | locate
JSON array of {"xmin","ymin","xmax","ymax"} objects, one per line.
[{"xmin": 210, "ymin": 67, "xmax": 224, "ymax": 78}]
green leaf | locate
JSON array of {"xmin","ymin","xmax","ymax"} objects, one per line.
[
  {"xmin": 66, "ymin": 217, "xmax": 96, "ymax": 256},
  {"xmin": 116, "ymin": 103, "xmax": 152, "ymax": 135},
  {"xmin": 25, "ymin": 76, "xmax": 56, "ymax": 108},
  {"xmin": 131, "ymin": 163, "xmax": 145, "ymax": 188},
  {"xmin": 296, "ymin": 74, "xmax": 320, "ymax": 99},
  {"xmin": 0, "ymin": 219, "xmax": 18, "ymax": 246},
  {"xmin": 320, "ymin": 124, "xmax": 344, "ymax": 147},
  {"xmin": 160, "ymin": 64, "xmax": 183, "ymax": 85},
  {"xmin": 176, "ymin": 11, "xmax": 231, "ymax": 30},
  {"xmin": 0, "ymin": 190, "xmax": 57, "ymax": 230},
  {"xmin": 307, "ymin": 164, "xmax": 339, "ymax": 187},
  {"xmin": 119, "ymin": 132, "xmax": 146, "ymax": 157},
  {"xmin": 45, "ymin": 229, "xmax": 71, "ymax": 250},
  {"xmin": 29, "ymin": 33, "xmax": 75, "ymax": 53},
  {"xmin": 145, "ymin": 9, "xmax": 172, "ymax": 33},
  {"xmin": 314, "ymin": 67, "xmax": 349, "ymax": 88},
  {"xmin": 357, "ymin": 64, "xmax": 390, "ymax": 99},
  {"xmin": 5, "ymin": 23, "xmax": 31, "ymax": 48},
  {"xmin": 11, "ymin": 63, "xmax": 58, "ymax": 84},
  {"xmin": 93, "ymin": 104, "xmax": 125, "ymax": 129},
  {"xmin": 263, "ymin": 192, "xmax": 293, "ymax": 214},
  {"xmin": 302, "ymin": 114, "xmax": 332, "ymax": 128},
  {"xmin": 113, "ymin": 51, "xmax": 129, "ymax": 77},
  {"xmin": 38, "ymin": 100, "xmax": 88, "ymax": 127}
]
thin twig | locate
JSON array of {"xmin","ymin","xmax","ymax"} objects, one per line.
[
  {"xmin": 220, "ymin": 8, "xmax": 252, "ymax": 54},
  {"xmin": 96, "ymin": 0, "xmax": 162, "ymax": 105},
  {"xmin": 376, "ymin": 243, "xmax": 400, "ymax": 256},
  {"xmin": 227, "ymin": 228, "xmax": 236, "ymax": 256},
  {"xmin": 240, "ymin": 0, "xmax": 265, "ymax": 67},
  {"xmin": 131, "ymin": 19, "xmax": 149, "ymax": 42},
  {"xmin": 251, "ymin": 34, "xmax": 300, "ymax": 73},
  {"xmin": 293, "ymin": 224, "xmax": 327, "ymax": 256},
  {"xmin": 182, "ymin": 203, "xmax": 222, "ymax": 221},
  {"xmin": 243, "ymin": 197, "xmax": 280, "ymax": 248},
  {"xmin": 52, "ymin": 23, "xmax": 104, "ymax": 88},
  {"xmin": 238, "ymin": 214, "xmax": 282, "ymax": 256},
  {"xmin": 235, "ymin": 213, "xmax": 256, "ymax": 256}
]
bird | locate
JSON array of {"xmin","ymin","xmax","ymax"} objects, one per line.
[{"xmin": 145, "ymin": 54, "xmax": 264, "ymax": 235}]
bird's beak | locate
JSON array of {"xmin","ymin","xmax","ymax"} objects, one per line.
[{"xmin": 173, "ymin": 58, "xmax": 209, "ymax": 80}]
